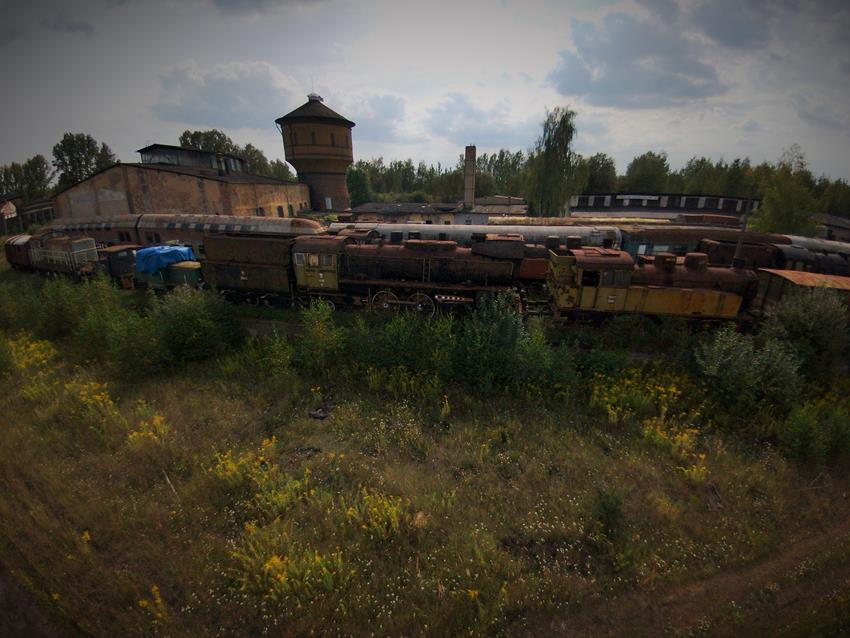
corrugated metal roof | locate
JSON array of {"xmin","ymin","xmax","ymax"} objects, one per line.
[{"xmin": 760, "ymin": 269, "xmax": 850, "ymax": 291}]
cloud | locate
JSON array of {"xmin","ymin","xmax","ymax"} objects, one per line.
[
  {"xmin": 688, "ymin": 0, "xmax": 772, "ymax": 50},
  {"xmin": 212, "ymin": 0, "xmax": 324, "ymax": 14},
  {"xmin": 41, "ymin": 15, "xmax": 95, "ymax": 38},
  {"xmin": 425, "ymin": 93, "xmax": 538, "ymax": 149},
  {"xmin": 634, "ymin": 0, "xmax": 681, "ymax": 20},
  {"xmin": 548, "ymin": 13, "xmax": 726, "ymax": 108},
  {"xmin": 153, "ymin": 61, "xmax": 295, "ymax": 129},
  {"xmin": 734, "ymin": 119, "xmax": 762, "ymax": 132},
  {"xmin": 345, "ymin": 94, "xmax": 419, "ymax": 144},
  {"xmin": 0, "ymin": 25, "xmax": 25, "ymax": 47},
  {"xmin": 793, "ymin": 95, "xmax": 847, "ymax": 132}
]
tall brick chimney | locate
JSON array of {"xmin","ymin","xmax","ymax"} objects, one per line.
[{"xmin": 463, "ymin": 145, "xmax": 476, "ymax": 210}]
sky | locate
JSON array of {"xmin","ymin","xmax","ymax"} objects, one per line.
[{"xmin": 1, "ymin": 0, "xmax": 849, "ymax": 180}]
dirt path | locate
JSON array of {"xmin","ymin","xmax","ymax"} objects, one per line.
[{"xmin": 523, "ymin": 516, "xmax": 850, "ymax": 637}]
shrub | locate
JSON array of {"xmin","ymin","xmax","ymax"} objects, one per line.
[
  {"xmin": 591, "ymin": 487, "xmax": 625, "ymax": 543},
  {"xmin": 295, "ymin": 300, "xmax": 344, "ymax": 380},
  {"xmin": 150, "ymin": 286, "xmax": 242, "ymax": 368},
  {"xmin": 696, "ymin": 326, "xmax": 801, "ymax": 420},
  {"xmin": 777, "ymin": 402, "xmax": 850, "ymax": 465},
  {"xmin": 760, "ymin": 287, "xmax": 848, "ymax": 379},
  {"xmin": 0, "ymin": 334, "xmax": 11, "ymax": 379}
]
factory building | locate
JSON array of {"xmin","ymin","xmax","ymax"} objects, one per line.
[{"xmin": 53, "ymin": 144, "xmax": 310, "ymax": 219}]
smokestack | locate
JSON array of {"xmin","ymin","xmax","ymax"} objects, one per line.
[{"xmin": 463, "ymin": 145, "xmax": 476, "ymax": 210}]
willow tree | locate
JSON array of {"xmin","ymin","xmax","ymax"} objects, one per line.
[{"xmin": 525, "ymin": 107, "xmax": 585, "ymax": 216}]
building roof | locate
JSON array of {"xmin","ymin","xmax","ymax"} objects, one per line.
[
  {"xmin": 814, "ymin": 214, "xmax": 850, "ymax": 231},
  {"xmin": 276, "ymin": 94, "xmax": 355, "ymax": 128},
  {"xmin": 136, "ymin": 143, "xmax": 245, "ymax": 162},
  {"xmin": 352, "ymin": 202, "xmax": 462, "ymax": 215},
  {"xmin": 760, "ymin": 268, "xmax": 850, "ymax": 291}
]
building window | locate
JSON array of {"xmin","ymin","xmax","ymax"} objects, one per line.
[
  {"xmin": 311, "ymin": 131, "xmax": 317, "ymax": 145},
  {"xmin": 288, "ymin": 204, "xmax": 294, "ymax": 215},
  {"xmin": 256, "ymin": 207, "xmax": 265, "ymax": 217},
  {"xmin": 277, "ymin": 205, "xmax": 284, "ymax": 217}
]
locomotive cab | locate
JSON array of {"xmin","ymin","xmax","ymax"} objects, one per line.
[{"xmin": 292, "ymin": 236, "xmax": 351, "ymax": 291}]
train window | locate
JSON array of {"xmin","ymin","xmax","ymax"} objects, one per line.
[
  {"xmin": 239, "ymin": 225, "xmax": 250, "ymax": 233},
  {"xmin": 166, "ymin": 222, "xmax": 177, "ymax": 230},
  {"xmin": 581, "ymin": 270, "xmax": 600, "ymax": 287},
  {"xmin": 195, "ymin": 223, "xmax": 205, "ymax": 231},
  {"xmin": 225, "ymin": 224, "xmax": 235, "ymax": 232},
  {"xmin": 277, "ymin": 206, "xmax": 284, "ymax": 217},
  {"xmin": 181, "ymin": 223, "xmax": 190, "ymax": 230},
  {"xmin": 294, "ymin": 253, "xmax": 305, "ymax": 266},
  {"xmin": 321, "ymin": 254, "xmax": 333, "ymax": 267},
  {"xmin": 438, "ymin": 233, "xmax": 447, "ymax": 240},
  {"xmin": 197, "ymin": 244, "xmax": 205, "ymax": 256},
  {"xmin": 637, "ymin": 245, "xmax": 647, "ymax": 255},
  {"xmin": 409, "ymin": 231, "xmax": 421, "ymax": 240},
  {"xmin": 308, "ymin": 254, "xmax": 320, "ymax": 267},
  {"xmin": 444, "ymin": 221, "xmax": 451, "ymax": 225},
  {"xmin": 601, "ymin": 271, "xmax": 616, "ymax": 286},
  {"xmin": 210, "ymin": 224, "xmax": 220, "ymax": 233}
]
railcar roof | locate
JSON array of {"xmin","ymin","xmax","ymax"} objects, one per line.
[
  {"xmin": 569, "ymin": 247, "xmax": 634, "ymax": 269},
  {"xmin": 759, "ymin": 269, "xmax": 850, "ymax": 291}
]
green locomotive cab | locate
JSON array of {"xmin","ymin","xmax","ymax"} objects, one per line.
[{"xmin": 292, "ymin": 236, "xmax": 351, "ymax": 292}]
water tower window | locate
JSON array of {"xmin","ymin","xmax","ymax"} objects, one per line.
[
  {"xmin": 292, "ymin": 131, "xmax": 298, "ymax": 145},
  {"xmin": 311, "ymin": 131, "xmax": 317, "ymax": 145},
  {"xmin": 331, "ymin": 132, "xmax": 336, "ymax": 146}
]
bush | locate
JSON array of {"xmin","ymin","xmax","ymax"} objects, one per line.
[
  {"xmin": 295, "ymin": 300, "xmax": 344, "ymax": 380},
  {"xmin": 151, "ymin": 286, "xmax": 242, "ymax": 367},
  {"xmin": 760, "ymin": 287, "xmax": 848, "ymax": 379},
  {"xmin": 777, "ymin": 402, "xmax": 850, "ymax": 465},
  {"xmin": 696, "ymin": 326, "xmax": 801, "ymax": 420}
]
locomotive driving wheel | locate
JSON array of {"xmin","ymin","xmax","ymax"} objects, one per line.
[
  {"xmin": 407, "ymin": 292, "xmax": 436, "ymax": 318},
  {"xmin": 371, "ymin": 289, "xmax": 400, "ymax": 312}
]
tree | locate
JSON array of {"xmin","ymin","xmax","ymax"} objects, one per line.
[
  {"xmin": 21, "ymin": 155, "xmax": 53, "ymax": 201},
  {"xmin": 0, "ymin": 162, "xmax": 23, "ymax": 196},
  {"xmin": 525, "ymin": 107, "xmax": 583, "ymax": 215},
  {"xmin": 178, "ymin": 129, "xmax": 240, "ymax": 155},
  {"xmin": 346, "ymin": 166, "xmax": 372, "ymax": 208},
  {"xmin": 583, "ymin": 153, "xmax": 617, "ymax": 193},
  {"xmin": 240, "ymin": 143, "xmax": 271, "ymax": 176},
  {"xmin": 53, "ymin": 133, "xmax": 116, "ymax": 190},
  {"xmin": 679, "ymin": 156, "xmax": 725, "ymax": 195},
  {"xmin": 750, "ymin": 165, "xmax": 817, "ymax": 235},
  {"xmin": 622, "ymin": 151, "xmax": 669, "ymax": 193},
  {"xmin": 269, "ymin": 159, "xmax": 294, "ymax": 181}
]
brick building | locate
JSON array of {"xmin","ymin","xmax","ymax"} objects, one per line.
[{"xmin": 53, "ymin": 144, "xmax": 310, "ymax": 219}]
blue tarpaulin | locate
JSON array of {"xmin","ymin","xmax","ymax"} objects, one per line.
[{"xmin": 135, "ymin": 245, "xmax": 196, "ymax": 274}]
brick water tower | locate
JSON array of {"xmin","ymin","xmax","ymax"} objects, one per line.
[{"xmin": 275, "ymin": 93, "xmax": 355, "ymax": 211}]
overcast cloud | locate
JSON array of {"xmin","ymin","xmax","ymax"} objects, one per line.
[{"xmin": 1, "ymin": 0, "xmax": 849, "ymax": 180}]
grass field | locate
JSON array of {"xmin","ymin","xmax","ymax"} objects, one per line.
[{"xmin": 1, "ymin": 249, "xmax": 850, "ymax": 637}]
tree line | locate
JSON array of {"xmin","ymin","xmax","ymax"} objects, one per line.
[{"xmin": 347, "ymin": 110, "xmax": 850, "ymax": 235}]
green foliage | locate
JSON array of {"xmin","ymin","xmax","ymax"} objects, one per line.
[
  {"xmin": 591, "ymin": 487, "xmax": 625, "ymax": 542},
  {"xmin": 52, "ymin": 132, "xmax": 115, "ymax": 190},
  {"xmin": 760, "ymin": 287, "xmax": 848, "ymax": 378},
  {"xmin": 1, "ymin": 155, "xmax": 53, "ymax": 202},
  {"xmin": 346, "ymin": 165, "xmax": 372, "ymax": 207},
  {"xmin": 696, "ymin": 326, "xmax": 801, "ymax": 422},
  {"xmin": 525, "ymin": 106, "xmax": 583, "ymax": 215},
  {"xmin": 296, "ymin": 299, "xmax": 345, "ymax": 380},
  {"xmin": 750, "ymin": 165, "xmax": 817, "ymax": 235},
  {"xmin": 777, "ymin": 402, "xmax": 850, "ymax": 465},
  {"xmin": 582, "ymin": 152, "xmax": 617, "ymax": 193},
  {"xmin": 622, "ymin": 151, "xmax": 669, "ymax": 193}
]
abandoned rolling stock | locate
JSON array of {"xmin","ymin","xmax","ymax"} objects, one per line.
[{"xmin": 548, "ymin": 247, "xmax": 754, "ymax": 320}]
